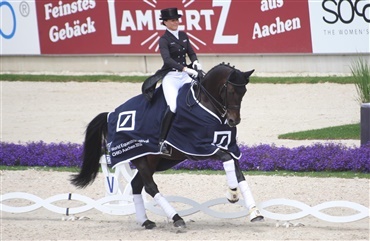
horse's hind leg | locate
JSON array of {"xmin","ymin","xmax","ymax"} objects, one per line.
[
  {"xmin": 132, "ymin": 157, "xmax": 186, "ymax": 228},
  {"xmin": 131, "ymin": 171, "xmax": 156, "ymax": 229}
]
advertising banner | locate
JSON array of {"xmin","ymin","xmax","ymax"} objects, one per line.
[
  {"xmin": 34, "ymin": 0, "xmax": 312, "ymax": 54},
  {"xmin": 1, "ymin": 0, "xmax": 369, "ymax": 55},
  {"xmin": 309, "ymin": 0, "xmax": 370, "ymax": 53},
  {"xmin": 0, "ymin": 0, "xmax": 40, "ymax": 54}
]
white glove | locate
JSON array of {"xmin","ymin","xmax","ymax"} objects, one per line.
[
  {"xmin": 192, "ymin": 60, "xmax": 202, "ymax": 70},
  {"xmin": 184, "ymin": 67, "xmax": 198, "ymax": 78}
]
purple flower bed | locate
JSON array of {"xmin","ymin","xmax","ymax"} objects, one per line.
[
  {"xmin": 173, "ymin": 143, "xmax": 370, "ymax": 173},
  {"xmin": 0, "ymin": 142, "xmax": 83, "ymax": 167},
  {"xmin": 1, "ymin": 141, "xmax": 369, "ymax": 173}
]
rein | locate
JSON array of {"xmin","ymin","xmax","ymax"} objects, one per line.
[{"xmin": 198, "ymin": 81, "xmax": 228, "ymax": 117}]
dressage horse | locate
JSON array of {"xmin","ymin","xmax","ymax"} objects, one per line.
[{"xmin": 70, "ymin": 63, "xmax": 264, "ymax": 229}]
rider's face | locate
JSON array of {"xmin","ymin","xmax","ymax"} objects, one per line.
[{"xmin": 164, "ymin": 19, "xmax": 179, "ymax": 31}]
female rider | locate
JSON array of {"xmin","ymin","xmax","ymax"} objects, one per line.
[{"xmin": 157, "ymin": 7, "xmax": 202, "ymax": 155}]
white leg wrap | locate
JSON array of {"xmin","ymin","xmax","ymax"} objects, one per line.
[
  {"xmin": 238, "ymin": 180, "xmax": 256, "ymax": 210},
  {"xmin": 222, "ymin": 160, "xmax": 238, "ymax": 189},
  {"xmin": 154, "ymin": 193, "xmax": 177, "ymax": 219},
  {"xmin": 133, "ymin": 194, "xmax": 147, "ymax": 224},
  {"xmin": 239, "ymin": 181, "xmax": 263, "ymax": 221}
]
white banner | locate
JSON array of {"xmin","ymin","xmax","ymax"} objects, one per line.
[
  {"xmin": 1, "ymin": 0, "xmax": 40, "ymax": 55},
  {"xmin": 309, "ymin": 0, "xmax": 370, "ymax": 53}
]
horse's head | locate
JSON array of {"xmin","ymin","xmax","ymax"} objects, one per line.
[
  {"xmin": 200, "ymin": 63, "xmax": 254, "ymax": 127},
  {"xmin": 221, "ymin": 68, "xmax": 254, "ymax": 127}
]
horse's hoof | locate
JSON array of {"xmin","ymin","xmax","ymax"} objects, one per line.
[
  {"xmin": 249, "ymin": 206, "xmax": 264, "ymax": 222},
  {"xmin": 225, "ymin": 188, "xmax": 239, "ymax": 204},
  {"xmin": 142, "ymin": 220, "xmax": 156, "ymax": 229},
  {"xmin": 227, "ymin": 197, "xmax": 239, "ymax": 203},
  {"xmin": 173, "ymin": 219, "xmax": 186, "ymax": 228},
  {"xmin": 227, "ymin": 198, "xmax": 239, "ymax": 203},
  {"xmin": 251, "ymin": 215, "xmax": 264, "ymax": 222}
]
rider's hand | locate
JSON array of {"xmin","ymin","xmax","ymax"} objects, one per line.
[
  {"xmin": 184, "ymin": 67, "xmax": 198, "ymax": 78},
  {"xmin": 192, "ymin": 60, "xmax": 202, "ymax": 71}
]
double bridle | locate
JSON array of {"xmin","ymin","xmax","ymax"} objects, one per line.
[{"xmin": 191, "ymin": 69, "xmax": 248, "ymax": 118}]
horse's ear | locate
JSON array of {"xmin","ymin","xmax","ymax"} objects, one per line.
[
  {"xmin": 244, "ymin": 69, "xmax": 255, "ymax": 78},
  {"xmin": 243, "ymin": 69, "xmax": 255, "ymax": 84}
]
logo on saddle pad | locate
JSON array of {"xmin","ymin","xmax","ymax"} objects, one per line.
[
  {"xmin": 116, "ymin": 110, "xmax": 136, "ymax": 132},
  {"xmin": 212, "ymin": 131, "xmax": 231, "ymax": 150}
]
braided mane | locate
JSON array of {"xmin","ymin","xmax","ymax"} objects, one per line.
[
  {"xmin": 207, "ymin": 62, "xmax": 235, "ymax": 73},
  {"xmin": 201, "ymin": 62, "xmax": 236, "ymax": 84}
]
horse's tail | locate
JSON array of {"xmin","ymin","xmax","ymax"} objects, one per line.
[{"xmin": 70, "ymin": 112, "xmax": 109, "ymax": 188}]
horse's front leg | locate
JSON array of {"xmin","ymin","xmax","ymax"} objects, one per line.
[
  {"xmin": 220, "ymin": 152, "xmax": 264, "ymax": 222},
  {"xmin": 132, "ymin": 157, "xmax": 186, "ymax": 228},
  {"xmin": 233, "ymin": 160, "xmax": 264, "ymax": 222},
  {"xmin": 222, "ymin": 159, "xmax": 240, "ymax": 203}
]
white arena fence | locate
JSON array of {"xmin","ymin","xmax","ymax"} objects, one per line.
[{"xmin": 1, "ymin": 156, "xmax": 369, "ymax": 223}]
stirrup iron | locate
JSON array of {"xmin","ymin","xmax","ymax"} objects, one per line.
[{"xmin": 159, "ymin": 142, "xmax": 172, "ymax": 156}]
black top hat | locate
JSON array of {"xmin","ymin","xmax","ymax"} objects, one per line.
[{"xmin": 160, "ymin": 8, "xmax": 182, "ymax": 20}]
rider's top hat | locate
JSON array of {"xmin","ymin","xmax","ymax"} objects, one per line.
[{"xmin": 159, "ymin": 8, "xmax": 182, "ymax": 20}]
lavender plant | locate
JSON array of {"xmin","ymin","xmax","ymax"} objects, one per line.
[
  {"xmin": 1, "ymin": 141, "xmax": 369, "ymax": 173},
  {"xmin": 0, "ymin": 141, "xmax": 83, "ymax": 167}
]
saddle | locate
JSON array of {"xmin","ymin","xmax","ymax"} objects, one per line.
[
  {"xmin": 141, "ymin": 66, "xmax": 204, "ymax": 102},
  {"xmin": 141, "ymin": 69, "xmax": 170, "ymax": 102}
]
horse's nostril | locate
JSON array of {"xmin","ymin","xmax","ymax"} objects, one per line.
[
  {"xmin": 228, "ymin": 119, "xmax": 237, "ymax": 127},
  {"xmin": 229, "ymin": 119, "xmax": 240, "ymax": 127}
]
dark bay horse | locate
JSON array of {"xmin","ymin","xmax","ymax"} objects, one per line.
[{"xmin": 71, "ymin": 63, "xmax": 264, "ymax": 229}]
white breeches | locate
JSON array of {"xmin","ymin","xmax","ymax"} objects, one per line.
[{"xmin": 162, "ymin": 71, "xmax": 192, "ymax": 113}]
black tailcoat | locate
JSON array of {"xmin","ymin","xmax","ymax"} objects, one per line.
[
  {"xmin": 142, "ymin": 30, "xmax": 198, "ymax": 100},
  {"xmin": 159, "ymin": 30, "xmax": 198, "ymax": 71}
]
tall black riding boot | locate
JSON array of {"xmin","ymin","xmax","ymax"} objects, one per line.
[{"xmin": 159, "ymin": 106, "xmax": 175, "ymax": 155}]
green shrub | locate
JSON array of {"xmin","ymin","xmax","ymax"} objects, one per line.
[{"xmin": 351, "ymin": 58, "xmax": 370, "ymax": 103}]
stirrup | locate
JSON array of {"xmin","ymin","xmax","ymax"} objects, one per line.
[{"xmin": 159, "ymin": 142, "xmax": 172, "ymax": 156}]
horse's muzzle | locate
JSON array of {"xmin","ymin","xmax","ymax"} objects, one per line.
[{"xmin": 227, "ymin": 117, "xmax": 240, "ymax": 127}]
